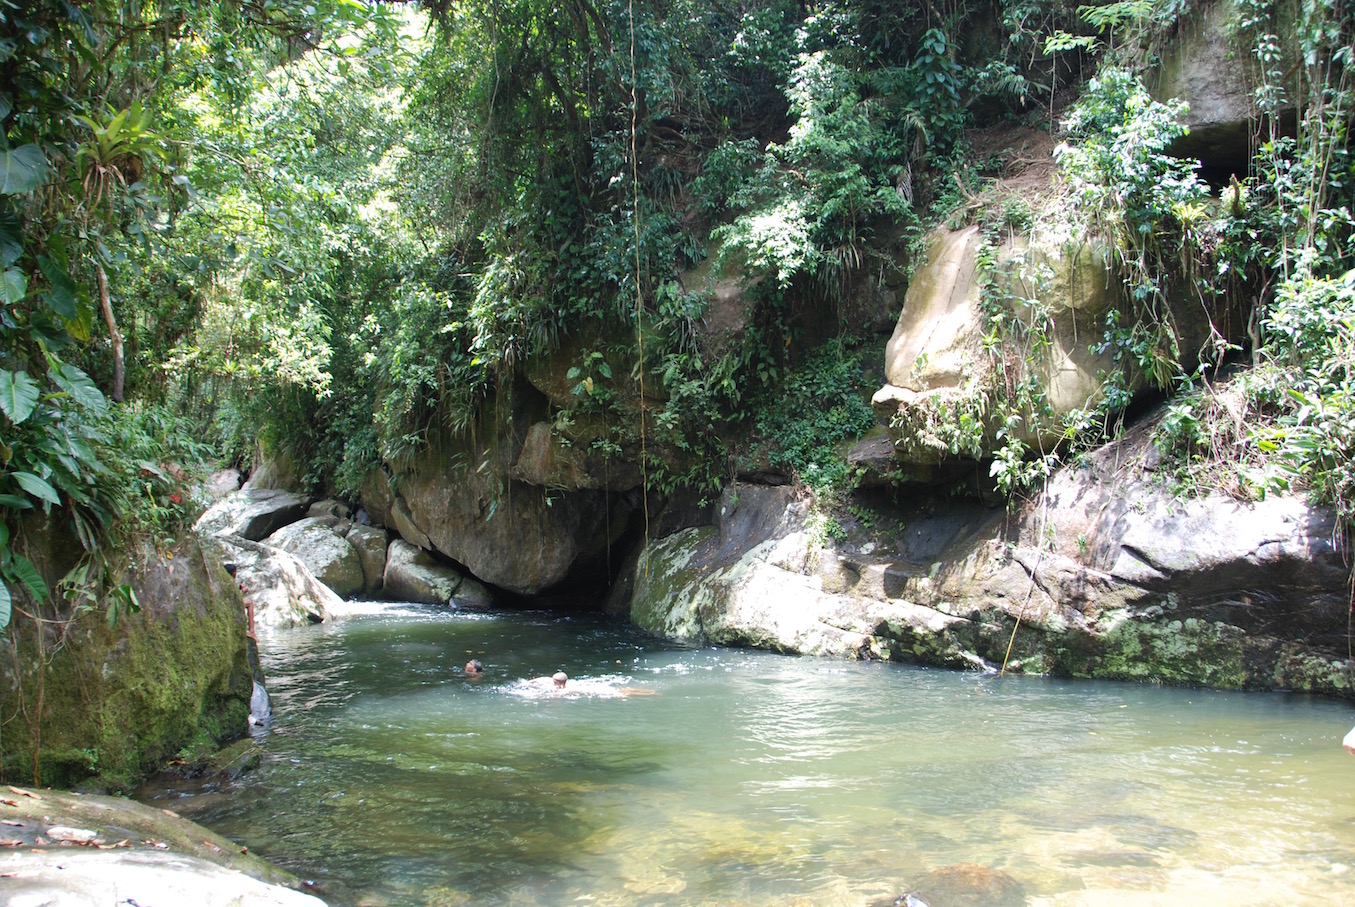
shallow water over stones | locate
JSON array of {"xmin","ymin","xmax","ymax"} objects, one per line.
[{"xmin": 136, "ymin": 604, "xmax": 1355, "ymax": 906}]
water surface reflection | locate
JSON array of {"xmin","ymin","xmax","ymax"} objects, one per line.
[{"xmin": 136, "ymin": 604, "xmax": 1355, "ymax": 906}]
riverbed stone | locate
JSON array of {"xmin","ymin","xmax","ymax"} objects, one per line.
[
  {"xmin": 212, "ymin": 535, "xmax": 353, "ymax": 628},
  {"xmin": 384, "ymin": 539, "xmax": 475, "ymax": 606},
  {"xmin": 265, "ymin": 517, "xmax": 365, "ymax": 599},
  {"xmin": 195, "ymin": 488, "xmax": 312, "ymax": 542},
  {"xmin": 201, "ymin": 467, "xmax": 244, "ymax": 501},
  {"xmin": 903, "ymin": 863, "xmax": 1026, "ymax": 907},
  {"xmin": 306, "ymin": 498, "xmax": 351, "ymax": 522}
]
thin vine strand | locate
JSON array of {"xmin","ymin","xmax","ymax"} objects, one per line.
[{"xmin": 629, "ymin": 0, "xmax": 650, "ymax": 578}]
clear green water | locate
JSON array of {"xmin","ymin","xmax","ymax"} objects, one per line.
[{"xmin": 137, "ymin": 604, "xmax": 1355, "ymax": 906}]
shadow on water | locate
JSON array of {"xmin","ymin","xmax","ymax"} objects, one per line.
[{"xmin": 136, "ymin": 604, "xmax": 1355, "ymax": 907}]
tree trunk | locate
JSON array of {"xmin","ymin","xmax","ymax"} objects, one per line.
[{"xmin": 95, "ymin": 264, "xmax": 124, "ymax": 403}]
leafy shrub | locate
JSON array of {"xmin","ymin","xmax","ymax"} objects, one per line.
[{"xmin": 748, "ymin": 340, "xmax": 877, "ymax": 494}]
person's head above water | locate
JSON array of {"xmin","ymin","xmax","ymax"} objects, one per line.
[
  {"xmin": 552, "ymin": 671, "xmax": 567, "ymax": 689},
  {"xmin": 465, "ymin": 659, "xmax": 484, "ymax": 676}
]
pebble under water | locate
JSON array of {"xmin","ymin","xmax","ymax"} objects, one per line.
[{"xmin": 135, "ymin": 604, "xmax": 1355, "ymax": 906}]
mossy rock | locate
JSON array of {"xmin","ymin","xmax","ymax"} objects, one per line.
[{"xmin": 0, "ymin": 536, "xmax": 253, "ymax": 790}]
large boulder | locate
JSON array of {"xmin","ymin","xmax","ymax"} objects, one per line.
[
  {"xmin": 264, "ymin": 517, "xmax": 366, "ymax": 599},
  {"xmin": 0, "ymin": 537, "xmax": 254, "ymax": 789},
  {"xmin": 512, "ymin": 420, "xmax": 644, "ymax": 490},
  {"xmin": 872, "ymin": 222, "xmax": 1231, "ymax": 465},
  {"xmin": 616, "ymin": 422, "xmax": 1355, "ymax": 698},
  {"xmin": 614, "ymin": 485, "xmax": 881, "ymax": 655},
  {"xmin": 382, "ymin": 539, "xmax": 494, "ymax": 607},
  {"xmin": 362, "ymin": 387, "xmax": 636, "ymax": 596},
  {"xmin": 199, "ymin": 468, "xmax": 244, "ymax": 502},
  {"xmin": 872, "ymin": 225, "xmax": 1126, "ymax": 463},
  {"xmin": 194, "ymin": 489, "xmax": 312, "ymax": 542},
  {"xmin": 212, "ymin": 536, "xmax": 355, "ymax": 628},
  {"xmin": 240, "ymin": 446, "xmax": 303, "ymax": 492},
  {"xmin": 345, "ymin": 523, "xmax": 389, "ymax": 595}
]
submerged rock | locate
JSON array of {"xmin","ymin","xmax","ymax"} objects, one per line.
[{"xmin": 901, "ymin": 863, "xmax": 1025, "ymax": 907}]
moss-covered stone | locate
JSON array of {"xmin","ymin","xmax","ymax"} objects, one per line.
[
  {"xmin": 1086, "ymin": 612, "xmax": 1250, "ymax": 688},
  {"xmin": 629, "ymin": 527, "xmax": 719, "ymax": 639},
  {"xmin": 0, "ymin": 536, "xmax": 253, "ymax": 791}
]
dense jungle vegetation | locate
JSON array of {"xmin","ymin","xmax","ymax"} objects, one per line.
[{"xmin": 0, "ymin": 0, "xmax": 1351, "ymax": 627}]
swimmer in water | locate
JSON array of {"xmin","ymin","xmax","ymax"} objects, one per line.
[
  {"xmin": 465, "ymin": 659, "xmax": 485, "ymax": 678},
  {"xmin": 520, "ymin": 671, "xmax": 569, "ymax": 693},
  {"xmin": 509, "ymin": 671, "xmax": 653, "ymax": 699}
]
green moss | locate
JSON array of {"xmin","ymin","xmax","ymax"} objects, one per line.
[
  {"xmin": 629, "ymin": 527, "xmax": 717, "ymax": 639},
  {"xmin": 1089, "ymin": 612, "xmax": 1249, "ymax": 688},
  {"xmin": 1268, "ymin": 645, "xmax": 1355, "ymax": 697},
  {"xmin": 0, "ymin": 537, "xmax": 254, "ymax": 791}
]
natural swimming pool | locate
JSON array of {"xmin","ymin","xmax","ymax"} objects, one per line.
[{"xmin": 136, "ymin": 604, "xmax": 1355, "ymax": 906}]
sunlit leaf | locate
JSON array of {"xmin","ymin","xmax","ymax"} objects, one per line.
[
  {"xmin": 0, "ymin": 267, "xmax": 25, "ymax": 304},
  {"xmin": 63, "ymin": 302, "xmax": 94, "ymax": 342},
  {"xmin": 0, "ymin": 581, "xmax": 9, "ymax": 629},
  {"xmin": 0, "ymin": 369, "xmax": 40, "ymax": 424},
  {"xmin": 53, "ymin": 363, "xmax": 107, "ymax": 417}
]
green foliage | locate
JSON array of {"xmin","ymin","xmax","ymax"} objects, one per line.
[
  {"xmin": 1103, "ymin": 0, "xmax": 1355, "ymax": 524},
  {"xmin": 0, "ymin": 146, "xmax": 50, "ymax": 196},
  {"xmin": 0, "ymin": 0, "xmax": 398, "ymax": 624},
  {"xmin": 1057, "ymin": 67, "xmax": 1209, "ymax": 402},
  {"xmin": 748, "ymin": 341, "xmax": 877, "ymax": 495},
  {"xmin": 1251, "ymin": 270, "xmax": 1355, "ymax": 520}
]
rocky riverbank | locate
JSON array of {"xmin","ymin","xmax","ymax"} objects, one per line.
[{"xmin": 608, "ymin": 417, "xmax": 1355, "ymax": 699}]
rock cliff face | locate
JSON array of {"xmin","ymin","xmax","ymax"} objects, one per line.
[
  {"xmin": 1150, "ymin": 0, "xmax": 1299, "ymax": 182},
  {"xmin": 342, "ymin": 0, "xmax": 1325, "ymax": 694},
  {"xmin": 613, "ymin": 420, "xmax": 1354, "ymax": 699},
  {"xmin": 0, "ymin": 537, "xmax": 255, "ymax": 789},
  {"xmin": 873, "ymin": 225, "xmax": 1134, "ymax": 462}
]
